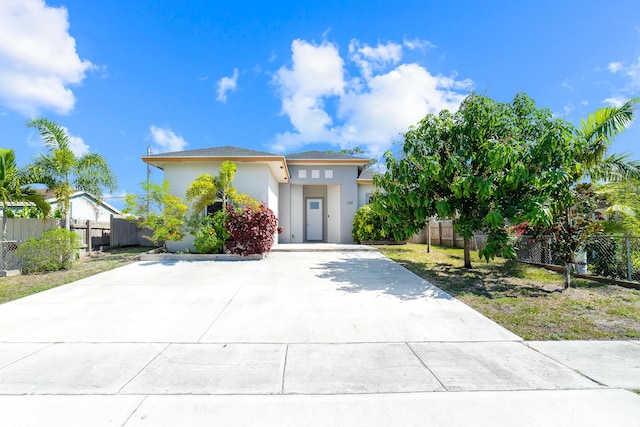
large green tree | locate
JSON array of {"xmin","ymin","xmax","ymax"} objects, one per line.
[
  {"xmin": 0, "ymin": 148, "xmax": 51, "ymax": 269},
  {"xmin": 375, "ymin": 93, "xmax": 573, "ymax": 268},
  {"xmin": 25, "ymin": 118, "xmax": 117, "ymax": 229}
]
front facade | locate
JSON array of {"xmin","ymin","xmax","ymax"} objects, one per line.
[{"xmin": 142, "ymin": 146, "xmax": 372, "ymax": 251}]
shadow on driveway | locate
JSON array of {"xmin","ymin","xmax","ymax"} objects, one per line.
[{"xmin": 313, "ymin": 256, "xmax": 452, "ymax": 301}]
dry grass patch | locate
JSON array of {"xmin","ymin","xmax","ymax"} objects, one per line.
[
  {"xmin": 0, "ymin": 247, "xmax": 150, "ymax": 304},
  {"xmin": 378, "ymin": 244, "xmax": 640, "ymax": 340}
]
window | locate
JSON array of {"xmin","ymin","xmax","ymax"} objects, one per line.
[
  {"xmin": 298, "ymin": 169, "xmax": 307, "ymax": 178},
  {"xmin": 206, "ymin": 201, "xmax": 223, "ymax": 215},
  {"xmin": 324, "ymin": 169, "xmax": 333, "ymax": 178},
  {"xmin": 310, "ymin": 201, "xmax": 320, "ymax": 209},
  {"xmin": 312, "ymin": 170, "xmax": 320, "ymax": 178}
]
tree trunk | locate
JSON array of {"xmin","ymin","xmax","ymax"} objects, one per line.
[
  {"xmin": 564, "ymin": 262, "xmax": 572, "ymax": 290},
  {"xmin": 463, "ymin": 237, "xmax": 472, "ymax": 269},
  {"xmin": 64, "ymin": 203, "xmax": 71, "ymax": 230}
]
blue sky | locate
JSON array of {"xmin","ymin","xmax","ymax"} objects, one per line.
[{"xmin": 1, "ymin": 0, "xmax": 640, "ymax": 209}]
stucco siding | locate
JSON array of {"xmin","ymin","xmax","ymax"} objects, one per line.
[
  {"xmin": 358, "ymin": 183, "xmax": 374, "ymax": 208},
  {"xmin": 163, "ymin": 161, "xmax": 279, "ymax": 251},
  {"xmin": 290, "ymin": 185, "xmax": 303, "ymax": 243}
]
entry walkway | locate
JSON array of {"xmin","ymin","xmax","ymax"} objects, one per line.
[{"xmin": 0, "ymin": 250, "xmax": 638, "ymax": 426}]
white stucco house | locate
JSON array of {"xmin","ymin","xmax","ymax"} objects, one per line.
[
  {"xmin": 49, "ymin": 191, "xmax": 122, "ymax": 222},
  {"xmin": 4, "ymin": 190, "xmax": 121, "ymax": 222},
  {"xmin": 142, "ymin": 146, "xmax": 374, "ymax": 251}
]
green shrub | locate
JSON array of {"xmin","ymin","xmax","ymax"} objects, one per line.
[
  {"xmin": 352, "ymin": 204, "xmax": 389, "ymax": 242},
  {"xmin": 191, "ymin": 211, "xmax": 228, "ymax": 254},
  {"xmin": 16, "ymin": 228, "xmax": 82, "ymax": 273}
]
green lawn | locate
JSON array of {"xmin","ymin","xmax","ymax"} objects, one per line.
[
  {"xmin": 378, "ymin": 244, "xmax": 640, "ymax": 340},
  {"xmin": 0, "ymin": 247, "xmax": 149, "ymax": 304}
]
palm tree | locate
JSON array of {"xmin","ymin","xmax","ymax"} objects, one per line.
[
  {"xmin": 0, "ymin": 148, "xmax": 50, "ymax": 269},
  {"xmin": 26, "ymin": 118, "xmax": 117, "ymax": 230},
  {"xmin": 550, "ymin": 98, "xmax": 639, "ymax": 288},
  {"xmin": 574, "ymin": 98, "xmax": 640, "ymax": 182}
]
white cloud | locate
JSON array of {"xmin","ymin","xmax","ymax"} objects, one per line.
[
  {"xmin": 349, "ymin": 40, "xmax": 403, "ymax": 81},
  {"xmin": 149, "ymin": 126, "xmax": 188, "ymax": 153},
  {"xmin": 562, "ymin": 103, "xmax": 574, "ymax": 116},
  {"xmin": 603, "ymin": 97, "xmax": 627, "ymax": 107},
  {"xmin": 64, "ymin": 127, "xmax": 89, "ymax": 157},
  {"xmin": 561, "ymin": 80, "xmax": 575, "ymax": 91},
  {"xmin": 403, "ymin": 37, "xmax": 436, "ymax": 51},
  {"xmin": 216, "ymin": 68, "xmax": 239, "ymax": 103},
  {"xmin": 608, "ymin": 62, "xmax": 623, "ymax": 73},
  {"xmin": 28, "ymin": 125, "xmax": 90, "ymax": 157},
  {"xmin": 605, "ymin": 56, "xmax": 640, "ymax": 92},
  {"xmin": 271, "ymin": 38, "xmax": 472, "ymax": 155},
  {"xmin": 0, "ymin": 0, "xmax": 94, "ymax": 115}
]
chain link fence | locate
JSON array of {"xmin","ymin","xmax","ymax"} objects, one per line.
[
  {"xmin": 0, "ymin": 240, "xmax": 23, "ymax": 272},
  {"xmin": 514, "ymin": 234, "xmax": 640, "ymax": 283}
]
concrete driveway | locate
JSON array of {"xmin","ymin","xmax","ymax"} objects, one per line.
[{"xmin": 0, "ymin": 249, "xmax": 639, "ymax": 426}]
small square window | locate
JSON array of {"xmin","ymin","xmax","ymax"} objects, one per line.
[
  {"xmin": 298, "ymin": 169, "xmax": 307, "ymax": 178},
  {"xmin": 312, "ymin": 170, "xmax": 320, "ymax": 178},
  {"xmin": 324, "ymin": 169, "xmax": 333, "ymax": 178},
  {"xmin": 310, "ymin": 201, "xmax": 320, "ymax": 209}
]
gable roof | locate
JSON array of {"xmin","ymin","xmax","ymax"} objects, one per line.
[
  {"xmin": 142, "ymin": 145, "xmax": 290, "ymax": 183},
  {"xmin": 357, "ymin": 166, "xmax": 375, "ymax": 183},
  {"xmin": 285, "ymin": 150, "xmax": 370, "ymax": 165},
  {"xmin": 145, "ymin": 145, "xmax": 278, "ymax": 158}
]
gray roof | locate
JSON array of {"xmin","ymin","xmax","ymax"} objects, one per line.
[
  {"xmin": 147, "ymin": 145, "xmax": 279, "ymax": 158},
  {"xmin": 285, "ymin": 150, "xmax": 369, "ymax": 161},
  {"xmin": 358, "ymin": 166, "xmax": 375, "ymax": 180}
]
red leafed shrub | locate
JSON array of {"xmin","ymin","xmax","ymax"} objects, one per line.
[{"xmin": 226, "ymin": 203, "xmax": 282, "ymax": 256}]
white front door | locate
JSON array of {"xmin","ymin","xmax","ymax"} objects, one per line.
[{"xmin": 306, "ymin": 198, "xmax": 323, "ymax": 241}]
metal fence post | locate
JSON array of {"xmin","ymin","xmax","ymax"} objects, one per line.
[{"xmin": 626, "ymin": 236, "xmax": 632, "ymax": 282}]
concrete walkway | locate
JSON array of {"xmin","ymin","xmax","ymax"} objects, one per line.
[{"xmin": 0, "ymin": 249, "xmax": 639, "ymax": 426}]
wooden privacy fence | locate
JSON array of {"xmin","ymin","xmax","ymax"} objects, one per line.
[
  {"xmin": 110, "ymin": 215, "xmax": 155, "ymax": 248},
  {"xmin": 408, "ymin": 220, "xmax": 486, "ymax": 250}
]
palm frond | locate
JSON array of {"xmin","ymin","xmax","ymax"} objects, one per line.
[
  {"xmin": 577, "ymin": 98, "xmax": 638, "ymax": 167},
  {"xmin": 26, "ymin": 118, "xmax": 70, "ymax": 151},
  {"xmin": 584, "ymin": 153, "xmax": 640, "ymax": 182}
]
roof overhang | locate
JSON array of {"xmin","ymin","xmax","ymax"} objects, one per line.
[{"xmin": 142, "ymin": 155, "xmax": 290, "ymax": 183}]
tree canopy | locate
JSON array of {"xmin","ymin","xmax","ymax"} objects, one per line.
[
  {"xmin": 25, "ymin": 118, "xmax": 117, "ymax": 229},
  {"xmin": 375, "ymin": 93, "xmax": 576, "ymax": 267},
  {"xmin": 376, "ymin": 93, "xmax": 638, "ymax": 275}
]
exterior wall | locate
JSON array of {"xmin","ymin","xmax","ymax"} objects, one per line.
[
  {"xmin": 327, "ymin": 184, "xmax": 341, "ymax": 242},
  {"xmin": 357, "ymin": 183, "xmax": 374, "ymax": 208},
  {"xmin": 287, "ymin": 164, "xmax": 359, "ymax": 244},
  {"xmin": 163, "ymin": 161, "xmax": 279, "ymax": 252},
  {"xmin": 50, "ymin": 195, "xmax": 119, "ymax": 222},
  {"xmin": 290, "ymin": 185, "xmax": 303, "ymax": 243},
  {"xmin": 278, "ymin": 183, "xmax": 291, "ymax": 243}
]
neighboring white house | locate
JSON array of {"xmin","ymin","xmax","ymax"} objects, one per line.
[
  {"xmin": 4, "ymin": 190, "xmax": 121, "ymax": 222},
  {"xmin": 142, "ymin": 146, "xmax": 373, "ymax": 252},
  {"xmin": 48, "ymin": 191, "xmax": 121, "ymax": 222}
]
